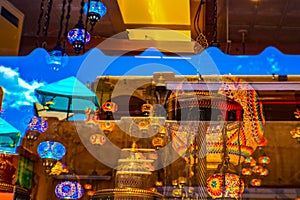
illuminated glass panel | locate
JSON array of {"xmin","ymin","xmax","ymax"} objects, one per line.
[
  {"xmin": 127, "ymin": 29, "xmax": 191, "ymax": 41},
  {"xmin": 117, "ymin": 0, "xmax": 190, "ymax": 25}
]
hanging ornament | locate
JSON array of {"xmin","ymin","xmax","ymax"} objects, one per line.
[
  {"xmin": 47, "ymin": 0, "xmax": 68, "ymax": 71},
  {"xmin": 84, "ymin": 0, "xmax": 107, "ymax": 27},
  {"xmin": 55, "ymin": 181, "xmax": 84, "ymax": 199},
  {"xmin": 89, "ymin": 133, "xmax": 106, "ymax": 145},
  {"xmin": 258, "ymin": 156, "xmax": 271, "ymax": 165},
  {"xmin": 68, "ymin": 20, "xmax": 91, "ymax": 54},
  {"xmin": 99, "ymin": 121, "xmax": 115, "ymax": 134},
  {"xmin": 207, "ymin": 173, "xmax": 244, "ymax": 199},
  {"xmin": 250, "ymin": 178, "xmax": 262, "ymax": 187},
  {"xmin": 25, "ymin": 116, "xmax": 48, "ymax": 145},
  {"xmin": 68, "ymin": 0, "xmax": 91, "ymax": 54},
  {"xmin": 47, "ymin": 43, "xmax": 69, "ymax": 71},
  {"xmin": 37, "ymin": 141, "xmax": 66, "ymax": 173}
]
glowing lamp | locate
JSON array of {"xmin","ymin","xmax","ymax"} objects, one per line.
[
  {"xmin": 27, "ymin": 116, "xmax": 48, "ymax": 133},
  {"xmin": 250, "ymin": 178, "xmax": 261, "ymax": 186},
  {"xmin": 258, "ymin": 156, "xmax": 271, "ymax": 165},
  {"xmin": 155, "ymin": 181, "xmax": 163, "ymax": 187},
  {"xmin": 84, "ymin": 183, "xmax": 92, "ymax": 190},
  {"xmin": 102, "ymin": 101, "xmax": 118, "ymax": 113},
  {"xmin": 55, "ymin": 181, "xmax": 84, "ymax": 199},
  {"xmin": 141, "ymin": 103, "xmax": 153, "ymax": 116},
  {"xmin": 99, "ymin": 121, "xmax": 115, "ymax": 134},
  {"xmin": 37, "ymin": 141, "xmax": 66, "ymax": 160},
  {"xmin": 47, "ymin": 44, "xmax": 68, "ymax": 71},
  {"xmin": 84, "ymin": 0, "xmax": 107, "ymax": 25},
  {"xmin": 89, "ymin": 134, "xmax": 106, "ymax": 145},
  {"xmin": 25, "ymin": 130, "xmax": 40, "ymax": 144},
  {"xmin": 37, "ymin": 141, "xmax": 66, "ymax": 173},
  {"xmin": 244, "ymin": 157, "xmax": 256, "ymax": 166},
  {"xmin": 207, "ymin": 173, "xmax": 244, "ymax": 199},
  {"xmin": 260, "ymin": 167, "xmax": 269, "ymax": 176},
  {"xmin": 68, "ymin": 21, "xmax": 90, "ymax": 54},
  {"xmin": 241, "ymin": 167, "xmax": 252, "ymax": 176},
  {"xmin": 26, "ymin": 116, "xmax": 48, "ymax": 144},
  {"xmin": 87, "ymin": 190, "xmax": 95, "ymax": 196},
  {"xmin": 252, "ymin": 165, "xmax": 263, "ymax": 174}
]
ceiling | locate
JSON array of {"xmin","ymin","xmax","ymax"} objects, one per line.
[{"xmin": 5, "ymin": 0, "xmax": 300, "ymax": 55}]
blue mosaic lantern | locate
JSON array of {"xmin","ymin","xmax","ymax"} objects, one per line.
[
  {"xmin": 37, "ymin": 141, "xmax": 66, "ymax": 160},
  {"xmin": 67, "ymin": 21, "xmax": 91, "ymax": 54},
  {"xmin": 25, "ymin": 116, "xmax": 48, "ymax": 145},
  {"xmin": 55, "ymin": 181, "xmax": 84, "ymax": 199},
  {"xmin": 84, "ymin": 0, "xmax": 107, "ymax": 26},
  {"xmin": 47, "ymin": 44, "xmax": 68, "ymax": 71},
  {"xmin": 37, "ymin": 141, "xmax": 66, "ymax": 173},
  {"xmin": 27, "ymin": 116, "xmax": 48, "ymax": 133}
]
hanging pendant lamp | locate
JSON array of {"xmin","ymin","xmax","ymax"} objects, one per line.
[
  {"xmin": 47, "ymin": 0, "xmax": 69, "ymax": 71},
  {"xmin": 84, "ymin": 0, "xmax": 107, "ymax": 26},
  {"xmin": 68, "ymin": 20, "xmax": 90, "ymax": 54},
  {"xmin": 47, "ymin": 43, "xmax": 69, "ymax": 71},
  {"xmin": 55, "ymin": 180, "xmax": 84, "ymax": 199},
  {"xmin": 37, "ymin": 140, "xmax": 66, "ymax": 173},
  {"xmin": 68, "ymin": 0, "xmax": 91, "ymax": 54},
  {"xmin": 207, "ymin": 123, "xmax": 245, "ymax": 199},
  {"xmin": 25, "ymin": 116, "xmax": 48, "ymax": 145}
]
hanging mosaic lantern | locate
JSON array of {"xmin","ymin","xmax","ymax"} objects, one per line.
[
  {"xmin": 102, "ymin": 101, "xmax": 118, "ymax": 113},
  {"xmin": 258, "ymin": 156, "xmax": 271, "ymax": 165},
  {"xmin": 87, "ymin": 190, "xmax": 95, "ymax": 196},
  {"xmin": 47, "ymin": 44, "xmax": 68, "ymax": 71},
  {"xmin": 27, "ymin": 116, "xmax": 48, "ymax": 133},
  {"xmin": 141, "ymin": 103, "xmax": 153, "ymax": 116},
  {"xmin": 84, "ymin": 0, "xmax": 107, "ymax": 26},
  {"xmin": 37, "ymin": 141, "xmax": 66, "ymax": 173},
  {"xmin": 84, "ymin": 183, "xmax": 92, "ymax": 190},
  {"xmin": 242, "ymin": 148, "xmax": 270, "ymax": 186},
  {"xmin": 68, "ymin": 20, "xmax": 91, "ymax": 54},
  {"xmin": 244, "ymin": 157, "xmax": 256, "ymax": 166},
  {"xmin": 99, "ymin": 121, "xmax": 115, "ymax": 134},
  {"xmin": 250, "ymin": 178, "xmax": 262, "ymax": 187},
  {"xmin": 252, "ymin": 165, "xmax": 264, "ymax": 174},
  {"xmin": 89, "ymin": 133, "xmax": 106, "ymax": 145},
  {"xmin": 55, "ymin": 181, "xmax": 84, "ymax": 199},
  {"xmin": 241, "ymin": 167, "xmax": 252, "ymax": 176},
  {"xmin": 260, "ymin": 167, "xmax": 269, "ymax": 176},
  {"xmin": 207, "ymin": 173, "xmax": 244, "ymax": 199},
  {"xmin": 25, "ymin": 116, "xmax": 48, "ymax": 144}
]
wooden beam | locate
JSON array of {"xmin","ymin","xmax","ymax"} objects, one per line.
[{"xmin": 98, "ymin": 38, "xmax": 196, "ymax": 55}]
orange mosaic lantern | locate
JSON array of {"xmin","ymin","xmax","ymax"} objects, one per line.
[
  {"xmin": 102, "ymin": 101, "xmax": 118, "ymax": 113},
  {"xmin": 250, "ymin": 178, "xmax": 262, "ymax": 186},
  {"xmin": 99, "ymin": 121, "xmax": 115, "ymax": 134},
  {"xmin": 258, "ymin": 156, "xmax": 271, "ymax": 165}
]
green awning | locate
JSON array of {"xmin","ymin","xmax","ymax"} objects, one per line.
[{"xmin": 0, "ymin": 118, "xmax": 20, "ymax": 147}]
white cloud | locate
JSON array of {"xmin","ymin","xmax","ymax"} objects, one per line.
[{"xmin": 0, "ymin": 66, "xmax": 45, "ymax": 110}]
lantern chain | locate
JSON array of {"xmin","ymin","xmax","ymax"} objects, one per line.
[
  {"xmin": 63, "ymin": 0, "xmax": 72, "ymax": 50},
  {"xmin": 42, "ymin": 0, "xmax": 53, "ymax": 48},
  {"xmin": 79, "ymin": 0, "xmax": 85, "ymax": 24},
  {"xmin": 211, "ymin": 0, "xmax": 220, "ymax": 47},
  {"xmin": 57, "ymin": 0, "xmax": 67, "ymax": 45},
  {"xmin": 83, "ymin": 0, "xmax": 91, "ymax": 52},
  {"xmin": 36, "ymin": 0, "xmax": 45, "ymax": 47}
]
